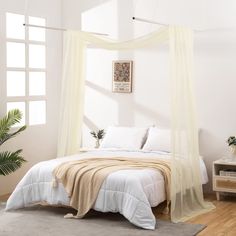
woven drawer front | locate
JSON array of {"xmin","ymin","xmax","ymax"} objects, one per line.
[{"xmin": 216, "ymin": 179, "xmax": 236, "ymax": 189}]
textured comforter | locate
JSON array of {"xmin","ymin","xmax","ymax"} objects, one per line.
[{"xmin": 5, "ymin": 150, "xmax": 208, "ymax": 230}]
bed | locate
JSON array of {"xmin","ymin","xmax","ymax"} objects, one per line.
[{"xmin": 5, "ymin": 149, "xmax": 208, "ymax": 230}]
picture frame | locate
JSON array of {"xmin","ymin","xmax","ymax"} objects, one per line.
[{"xmin": 112, "ymin": 60, "xmax": 133, "ymax": 93}]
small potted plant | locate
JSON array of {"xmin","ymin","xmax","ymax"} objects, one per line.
[
  {"xmin": 90, "ymin": 129, "xmax": 105, "ymax": 148},
  {"xmin": 227, "ymin": 136, "xmax": 236, "ymax": 156}
]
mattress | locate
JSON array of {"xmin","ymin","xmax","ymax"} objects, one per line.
[{"xmin": 5, "ymin": 149, "xmax": 208, "ymax": 230}]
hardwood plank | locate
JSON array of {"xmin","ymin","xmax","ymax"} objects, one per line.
[{"xmin": 0, "ymin": 193, "xmax": 10, "ymax": 202}]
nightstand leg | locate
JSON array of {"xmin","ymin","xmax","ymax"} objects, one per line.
[{"xmin": 216, "ymin": 192, "xmax": 220, "ymax": 201}]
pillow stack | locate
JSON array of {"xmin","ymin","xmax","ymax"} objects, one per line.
[
  {"xmin": 99, "ymin": 126, "xmax": 200, "ymax": 153},
  {"xmin": 100, "ymin": 126, "xmax": 172, "ymax": 152}
]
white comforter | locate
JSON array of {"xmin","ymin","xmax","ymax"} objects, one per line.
[{"xmin": 6, "ymin": 150, "xmax": 208, "ymax": 230}]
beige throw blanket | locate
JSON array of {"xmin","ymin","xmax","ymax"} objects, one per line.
[{"xmin": 52, "ymin": 157, "xmax": 171, "ymax": 218}]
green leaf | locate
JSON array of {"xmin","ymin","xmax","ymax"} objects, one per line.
[
  {"xmin": 227, "ymin": 136, "xmax": 236, "ymax": 146},
  {"xmin": 0, "ymin": 150, "xmax": 26, "ymax": 176},
  {"xmin": 0, "ymin": 109, "xmax": 27, "ymax": 146},
  {"xmin": 97, "ymin": 129, "xmax": 105, "ymax": 139},
  {"xmin": 0, "ymin": 125, "xmax": 27, "ymax": 146},
  {"xmin": 90, "ymin": 131, "xmax": 97, "ymax": 139},
  {"xmin": 0, "ymin": 109, "xmax": 23, "ymax": 140}
]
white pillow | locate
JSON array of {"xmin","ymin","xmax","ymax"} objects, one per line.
[
  {"xmin": 142, "ymin": 127, "xmax": 171, "ymax": 152},
  {"xmin": 100, "ymin": 126, "xmax": 148, "ymax": 150}
]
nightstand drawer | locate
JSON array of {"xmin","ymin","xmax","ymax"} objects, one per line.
[{"xmin": 215, "ymin": 178, "xmax": 236, "ymax": 190}]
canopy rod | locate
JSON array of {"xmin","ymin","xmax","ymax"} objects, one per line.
[
  {"xmin": 132, "ymin": 17, "xmax": 208, "ymax": 32},
  {"xmin": 132, "ymin": 17, "xmax": 168, "ymax": 27},
  {"xmin": 132, "ymin": 16, "xmax": 234, "ymax": 32},
  {"xmin": 23, "ymin": 23, "xmax": 109, "ymax": 36}
]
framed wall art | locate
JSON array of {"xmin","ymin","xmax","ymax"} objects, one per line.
[{"xmin": 112, "ymin": 60, "xmax": 133, "ymax": 93}]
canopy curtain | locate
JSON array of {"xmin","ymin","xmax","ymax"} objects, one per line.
[
  {"xmin": 169, "ymin": 26, "xmax": 215, "ymax": 222},
  {"xmin": 57, "ymin": 26, "xmax": 214, "ymax": 222},
  {"xmin": 57, "ymin": 34, "xmax": 87, "ymax": 156}
]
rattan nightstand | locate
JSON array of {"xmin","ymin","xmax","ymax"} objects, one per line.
[{"xmin": 213, "ymin": 159, "xmax": 236, "ymax": 200}]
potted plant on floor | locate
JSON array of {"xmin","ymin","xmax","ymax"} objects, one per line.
[{"xmin": 0, "ymin": 109, "xmax": 27, "ymax": 176}]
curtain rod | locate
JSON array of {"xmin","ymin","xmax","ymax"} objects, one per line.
[
  {"xmin": 23, "ymin": 23, "xmax": 109, "ymax": 36},
  {"xmin": 132, "ymin": 17, "xmax": 168, "ymax": 27},
  {"xmin": 132, "ymin": 16, "xmax": 214, "ymax": 32}
]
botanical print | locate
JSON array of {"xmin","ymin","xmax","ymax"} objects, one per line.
[
  {"xmin": 112, "ymin": 60, "xmax": 133, "ymax": 93},
  {"xmin": 114, "ymin": 62, "xmax": 131, "ymax": 82}
]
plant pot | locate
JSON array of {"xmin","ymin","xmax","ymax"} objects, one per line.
[
  {"xmin": 230, "ymin": 145, "xmax": 236, "ymax": 154},
  {"xmin": 95, "ymin": 139, "xmax": 100, "ymax": 149},
  {"xmin": 230, "ymin": 145, "xmax": 236, "ymax": 161}
]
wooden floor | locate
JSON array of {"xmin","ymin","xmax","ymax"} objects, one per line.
[
  {"xmin": 188, "ymin": 195, "xmax": 236, "ymax": 236},
  {"xmin": 1, "ymin": 193, "xmax": 236, "ymax": 235},
  {"xmin": 0, "ymin": 194, "xmax": 10, "ymax": 202},
  {"xmin": 154, "ymin": 194, "xmax": 236, "ymax": 236}
]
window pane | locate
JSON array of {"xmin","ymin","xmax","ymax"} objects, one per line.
[
  {"xmin": 29, "ymin": 72, "xmax": 45, "ymax": 96},
  {"xmin": 7, "ymin": 42, "xmax": 25, "ymax": 68},
  {"xmin": 7, "ymin": 71, "xmax": 25, "ymax": 96},
  {"xmin": 7, "ymin": 102, "xmax": 25, "ymax": 126},
  {"xmin": 29, "ymin": 44, "xmax": 45, "ymax": 69},
  {"xmin": 29, "ymin": 16, "xmax": 46, "ymax": 42},
  {"xmin": 29, "ymin": 101, "xmax": 46, "ymax": 125},
  {"xmin": 6, "ymin": 12, "xmax": 25, "ymax": 40}
]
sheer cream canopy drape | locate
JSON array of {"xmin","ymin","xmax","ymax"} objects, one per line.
[{"xmin": 57, "ymin": 26, "xmax": 215, "ymax": 222}]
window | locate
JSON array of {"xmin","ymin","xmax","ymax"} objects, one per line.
[{"xmin": 6, "ymin": 13, "xmax": 46, "ymax": 126}]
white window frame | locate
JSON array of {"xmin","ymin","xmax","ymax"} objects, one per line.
[{"xmin": 6, "ymin": 12, "xmax": 47, "ymax": 126}]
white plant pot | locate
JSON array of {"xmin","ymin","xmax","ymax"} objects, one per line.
[
  {"xmin": 230, "ymin": 145, "xmax": 236, "ymax": 161},
  {"xmin": 95, "ymin": 139, "xmax": 100, "ymax": 148},
  {"xmin": 230, "ymin": 145, "xmax": 236, "ymax": 155}
]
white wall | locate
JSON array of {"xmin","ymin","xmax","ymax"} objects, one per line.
[
  {"xmin": 0, "ymin": 0, "xmax": 62, "ymax": 195},
  {"xmin": 61, "ymin": 0, "xmax": 236, "ymax": 193}
]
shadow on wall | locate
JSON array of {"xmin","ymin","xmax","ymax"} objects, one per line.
[
  {"xmin": 84, "ymin": 116, "xmax": 99, "ymax": 132},
  {"xmin": 84, "ymin": 80, "xmax": 170, "ymax": 129}
]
